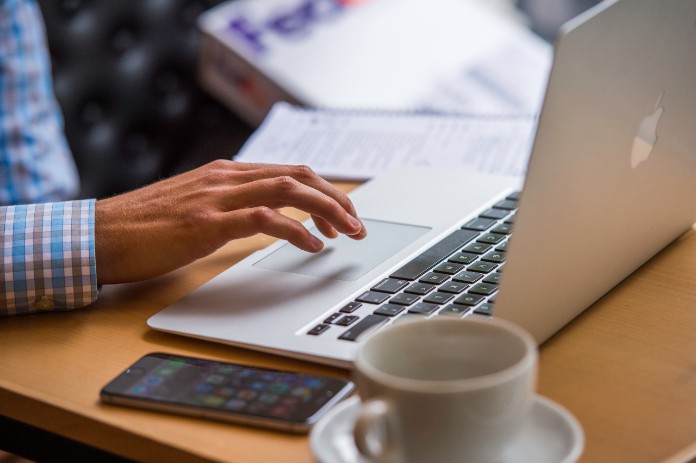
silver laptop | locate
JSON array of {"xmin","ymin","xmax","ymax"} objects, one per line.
[{"xmin": 149, "ymin": 0, "xmax": 696, "ymax": 367}]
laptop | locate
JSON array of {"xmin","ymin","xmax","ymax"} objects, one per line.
[{"xmin": 149, "ymin": 0, "xmax": 696, "ymax": 367}]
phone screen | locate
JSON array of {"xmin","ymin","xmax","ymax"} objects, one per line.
[{"xmin": 100, "ymin": 353, "xmax": 354, "ymax": 432}]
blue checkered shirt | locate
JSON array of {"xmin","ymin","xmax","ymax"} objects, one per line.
[
  {"xmin": 1, "ymin": 0, "xmax": 98, "ymax": 315},
  {"xmin": 1, "ymin": 201, "xmax": 98, "ymax": 315}
]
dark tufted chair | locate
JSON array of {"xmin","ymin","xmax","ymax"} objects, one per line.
[{"xmin": 37, "ymin": 0, "xmax": 253, "ymax": 199}]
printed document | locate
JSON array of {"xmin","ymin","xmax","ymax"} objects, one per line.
[{"xmin": 235, "ymin": 103, "xmax": 536, "ymax": 182}]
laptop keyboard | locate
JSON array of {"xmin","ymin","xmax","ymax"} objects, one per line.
[{"xmin": 306, "ymin": 191, "xmax": 520, "ymax": 341}]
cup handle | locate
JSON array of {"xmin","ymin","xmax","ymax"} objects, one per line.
[{"xmin": 353, "ymin": 399, "xmax": 396, "ymax": 463}]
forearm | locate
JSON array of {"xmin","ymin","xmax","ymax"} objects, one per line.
[{"xmin": 0, "ymin": 200, "xmax": 99, "ymax": 316}]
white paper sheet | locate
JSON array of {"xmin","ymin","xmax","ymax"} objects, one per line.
[{"xmin": 235, "ymin": 102, "xmax": 536, "ymax": 182}]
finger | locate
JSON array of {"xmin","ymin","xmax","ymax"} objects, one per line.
[
  {"xmin": 201, "ymin": 161, "xmax": 366, "ymax": 238},
  {"xmin": 228, "ymin": 162, "xmax": 363, "ymax": 223},
  {"xmin": 219, "ymin": 177, "xmax": 364, "ymax": 236},
  {"xmin": 312, "ymin": 215, "xmax": 338, "ymax": 239},
  {"xmin": 281, "ymin": 165, "xmax": 361, "ymax": 218},
  {"xmin": 313, "ymin": 214, "xmax": 366, "ymax": 241},
  {"xmin": 224, "ymin": 207, "xmax": 325, "ymax": 253}
]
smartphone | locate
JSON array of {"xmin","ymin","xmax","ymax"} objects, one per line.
[{"xmin": 100, "ymin": 352, "xmax": 355, "ymax": 433}]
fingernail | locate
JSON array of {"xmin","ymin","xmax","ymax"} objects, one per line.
[
  {"xmin": 347, "ymin": 215, "xmax": 362, "ymax": 230},
  {"xmin": 311, "ymin": 236, "xmax": 324, "ymax": 252}
]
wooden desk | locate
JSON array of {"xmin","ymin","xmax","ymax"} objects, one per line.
[{"xmin": 2, "ymin": 182, "xmax": 696, "ymax": 463}]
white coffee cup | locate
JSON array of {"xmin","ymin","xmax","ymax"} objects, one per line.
[{"xmin": 353, "ymin": 317, "xmax": 537, "ymax": 463}]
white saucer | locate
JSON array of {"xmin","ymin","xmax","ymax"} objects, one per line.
[{"xmin": 310, "ymin": 395, "xmax": 584, "ymax": 463}]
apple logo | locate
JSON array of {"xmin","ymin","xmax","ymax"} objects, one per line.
[{"xmin": 631, "ymin": 92, "xmax": 665, "ymax": 168}]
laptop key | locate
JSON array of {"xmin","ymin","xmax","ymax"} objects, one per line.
[
  {"xmin": 419, "ymin": 273, "xmax": 449, "ymax": 284},
  {"xmin": 483, "ymin": 273, "xmax": 503, "ymax": 284},
  {"xmin": 479, "ymin": 208, "xmax": 509, "ymax": 220},
  {"xmin": 338, "ymin": 314, "xmax": 390, "ymax": 341},
  {"xmin": 467, "ymin": 262, "xmax": 498, "ymax": 273},
  {"xmin": 324, "ymin": 313, "xmax": 342, "ymax": 324},
  {"xmin": 340, "ymin": 302, "xmax": 362, "ymax": 313},
  {"xmin": 452, "ymin": 271, "xmax": 483, "ymax": 283},
  {"xmin": 448, "ymin": 252, "xmax": 478, "ymax": 265},
  {"xmin": 477, "ymin": 233, "xmax": 506, "ymax": 245},
  {"xmin": 474, "ymin": 303, "xmax": 494, "ymax": 316},
  {"xmin": 404, "ymin": 282, "xmax": 436, "ymax": 295},
  {"xmin": 439, "ymin": 305, "xmax": 471, "ymax": 317},
  {"xmin": 390, "ymin": 293, "xmax": 420, "ymax": 306},
  {"xmin": 462, "ymin": 217, "xmax": 496, "ymax": 231},
  {"xmin": 308, "ymin": 324, "xmax": 330, "ymax": 335},
  {"xmin": 423, "ymin": 292, "xmax": 454, "ymax": 304},
  {"xmin": 439, "ymin": 282, "xmax": 468, "ymax": 294},
  {"xmin": 495, "ymin": 241, "xmax": 509, "ymax": 252},
  {"xmin": 493, "ymin": 199, "xmax": 517, "ymax": 210},
  {"xmin": 356, "ymin": 292, "xmax": 390, "ymax": 304},
  {"xmin": 481, "ymin": 251, "xmax": 505, "ymax": 263},
  {"xmin": 371, "ymin": 278, "xmax": 409, "ymax": 294},
  {"xmin": 433, "ymin": 262, "xmax": 464, "ymax": 275},
  {"xmin": 468, "ymin": 283, "xmax": 498, "ymax": 296},
  {"xmin": 408, "ymin": 303, "xmax": 440, "ymax": 315},
  {"xmin": 389, "ymin": 229, "xmax": 479, "ymax": 280},
  {"xmin": 453, "ymin": 294, "xmax": 485, "ymax": 306},
  {"xmin": 335, "ymin": 315, "xmax": 360, "ymax": 326},
  {"xmin": 491, "ymin": 223, "xmax": 512, "ymax": 235},
  {"xmin": 374, "ymin": 304, "xmax": 406, "ymax": 317},
  {"xmin": 462, "ymin": 242, "xmax": 492, "ymax": 254}
]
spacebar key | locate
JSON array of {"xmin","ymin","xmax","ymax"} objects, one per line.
[
  {"xmin": 390, "ymin": 229, "xmax": 479, "ymax": 280},
  {"xmin": 338, "ymin": 314, "xmax": 390, "ymax": 341}
]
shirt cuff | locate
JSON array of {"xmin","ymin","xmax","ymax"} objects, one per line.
[{"xmin": 0, "ymin": 199, "xmax": 99, "ymax": 316}]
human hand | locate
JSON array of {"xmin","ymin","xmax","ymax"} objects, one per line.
[{"xmin": 94, "ymin": 160, "xmax": 366, "ymax": 284}]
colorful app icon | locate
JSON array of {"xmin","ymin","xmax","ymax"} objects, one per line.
[{"xmin": 224, "ymin": 399, "xmax": 247, "ymax": 410}]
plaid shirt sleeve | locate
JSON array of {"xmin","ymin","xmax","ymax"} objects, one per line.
[
  {"xmin": 0, "ymin": 0, "xmax": 80, "ymax": 205},
  {"xmin": 1, "ymin": 200, "xmax": 98, "ymax": 315},
  {"xmin": 0, "ymin": 1, "xmax": 99, "ymax": 315}
]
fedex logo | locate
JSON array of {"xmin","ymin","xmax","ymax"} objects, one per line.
[{"xmin": 228, "ymin": 0, "xmax": 368, "ymax": 53}]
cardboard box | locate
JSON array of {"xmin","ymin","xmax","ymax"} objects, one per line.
[{"xmin": 198, "ymin": 0, "xmax": 543, "ymax": 125}]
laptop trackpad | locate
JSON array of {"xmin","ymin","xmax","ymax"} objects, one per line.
[{"xmin": 253, "ymin": 219, "xmax": 431, "ymax": 282}]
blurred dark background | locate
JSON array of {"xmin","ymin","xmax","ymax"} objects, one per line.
[{"xmin": 37, "ymin": 0, "xmax": 254, "ymax": 200}]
